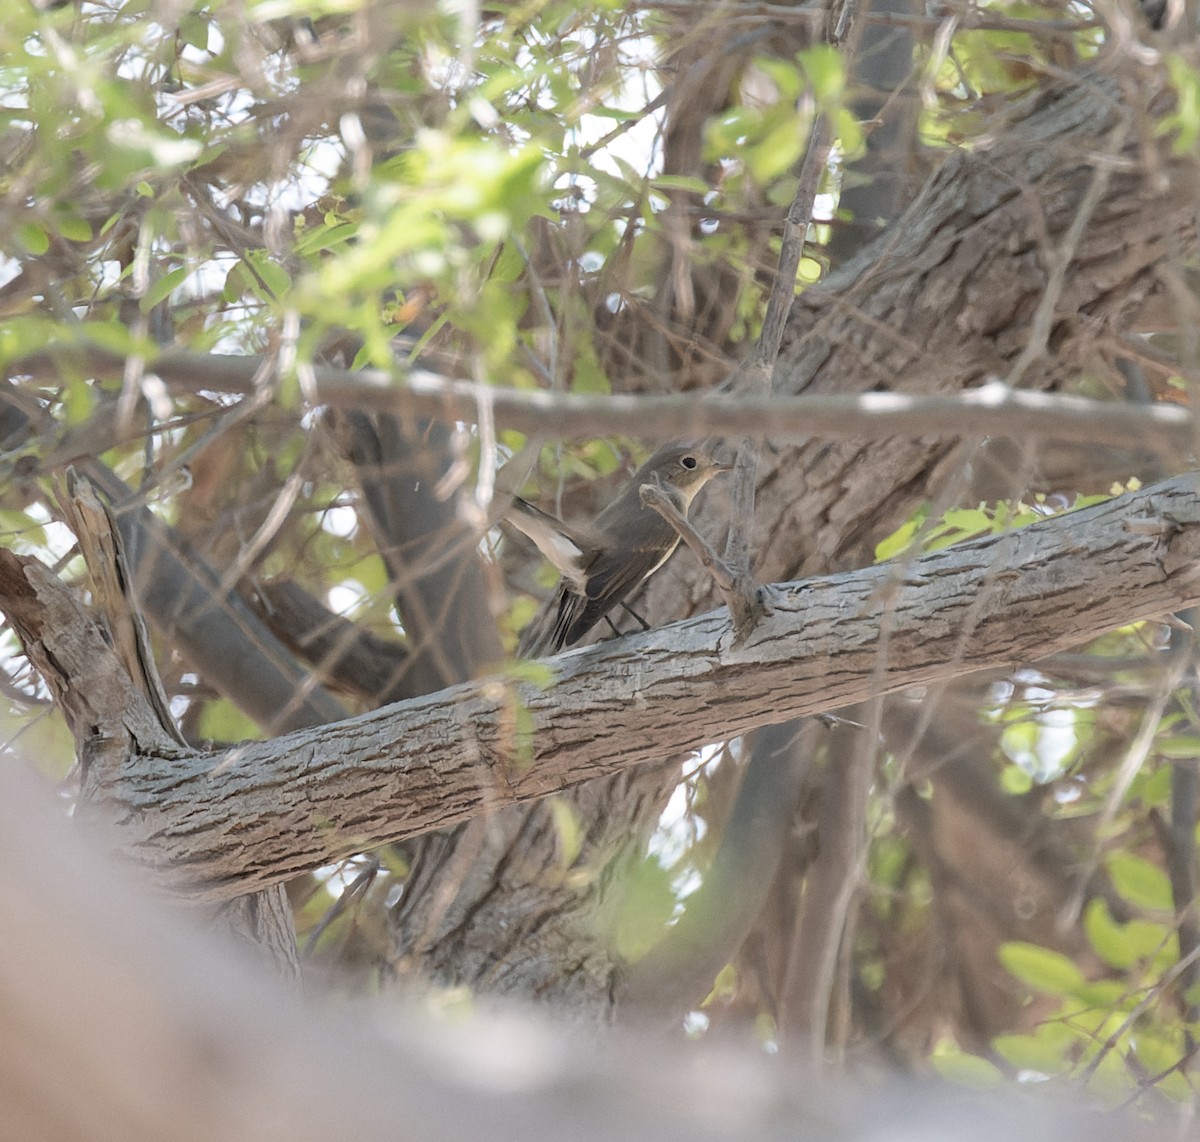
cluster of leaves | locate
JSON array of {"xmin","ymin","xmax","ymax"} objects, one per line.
[{"xmin": 863, "ymin": 485, "xmax": 1200, "ymax": 1098}]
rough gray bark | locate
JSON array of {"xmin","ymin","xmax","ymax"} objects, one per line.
[
  {"xmin": 6, "ymin": 470, "xmax": 1194, "ymax": 903},
  {"xmin": 646, "ymin": 68, "xmax": 1196, "ymax": 614}
]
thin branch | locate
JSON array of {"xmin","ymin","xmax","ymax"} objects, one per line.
[
  {"xmin": 634, "ymin": 1, "xmax": 1102, "ymax": 39},
  {"xmin": 722, "ymin": 4, "xmax": 859, "ymax": 636},
  {"xmin": 12, "ymin": 350, "xmax": 1197, "ymax": 451},
  {"xmin": 639, "ymin": 480, "xmax": 738, "ymax": 595},
  {"xmin": 640, "ymin": 479, "xmax": 769, "ymax": 643}
]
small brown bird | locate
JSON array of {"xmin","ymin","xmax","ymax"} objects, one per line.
[{"xmin": 509, "ymin": 443, "xmax": 732, "ymax": 657}]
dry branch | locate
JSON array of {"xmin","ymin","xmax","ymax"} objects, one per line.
[{"xmin": 12, "ymin": 349, "xmax": 1199, "ymax": 451}]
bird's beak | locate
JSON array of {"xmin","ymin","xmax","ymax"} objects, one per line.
[{"xmin": 712, "ymin": 456, "xmax": 736, "ymax": 474}]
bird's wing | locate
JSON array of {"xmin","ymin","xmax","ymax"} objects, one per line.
[
  {"xmin": 504, "ymin": 497, "xmax": 595, "ymax": 593},
  {"xmin": 557, "ymin": 533, "xmax": 679, "ymax": 649},
  {"xmin": 518, "ymin": 542, "xmax": 667, "ymax": 657}
]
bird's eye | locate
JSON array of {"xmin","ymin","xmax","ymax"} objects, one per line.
[{"xmin": 681, "ymin": 455, "xmax": 697, "ymax": 470}]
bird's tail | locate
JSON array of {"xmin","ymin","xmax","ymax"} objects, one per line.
[{"xmin": 517, "ymin": 586, "xmax": 583, "ymax": 659}]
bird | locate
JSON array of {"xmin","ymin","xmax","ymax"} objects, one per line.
[{"xmin": 508, "ymin": 443, "xmax": 732, "ymax": 657}]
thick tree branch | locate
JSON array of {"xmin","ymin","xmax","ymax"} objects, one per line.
[{"xmin": 5, "ymin": 470, "xmax": 1194, "ymax": 902}]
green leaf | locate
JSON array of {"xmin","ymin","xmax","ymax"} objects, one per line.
[
  {"xmin": 1000, "ymin": 764, "xmax": 1033, "ymax": 795},
  {"xmin": 613, "ymin": 857, "xmax": 677, "ymax": 962},
  {"xmin": 1129, "ymin": 1028, "xmax": 1190, "ymax": 1081},
  {"xmin": 939, "ymin": 507, "xmax": 992, "ymax": 538},
  {"xmin": 1072, "ymin": 978, "xmax": 1134, "ymax": 1009},
  {"xmin": 875, "ymin": 515, "xmax": 921, "ymax": 562},
  {"xmin": 650, "ymin": 174, "xmax": 713, "ymax": 195},
  {"xmin": 1161, "ymin": 54, "xmax": 1200, "ymax": 155},
  {"xmin": 17, "ymin": 223, "xmax": 49, "ymax": 255},
  {"xmin": 930, "ymin": 1040, "xmax": 1005, "ymax": 1088},
  {"xmin": 252, "ymin": 257, "xmax": 292, "ymax": 301},
  {"xmin": 1083, "ymin": 898, "xmax": 1171, "ymax": 969},
  {"xmin": 0, "ymin": 508, "xmax": 47, "ymax": 549},
  {"xmin": 179, "ymin": 11, "xmax": 209, "ymax": 51},
  {"xmin": 702, "ymin": 963, "xmax": 739, "ymax": 1007},
  {"xmin": 295, "ymin": 220, "xmax": 358, "ymax": 257},
  {"xmin": 798, "ymin": 43, "xmax": 845, "ymax": 105},
  {"xmin": 1155, "ymin": 733, "xmax": 1200, "ymax": 759},
  {"xmin": 1105, "ymin": 851, "xmax": 1174, "ymax": 912},
  {"xmin": 0, "ymin": 315, "xmax": 61, "ymax": 363},
  {"xmin": 998, "ymin": 941, "xmax": 1086, "ymax": 996},
  {"xmin": 55, "ymin": 214, "xmax": 93, "ymax": 242},
  {"xmin": 745, "ymin": 112, "xmax": 806, "ymax": 183},
  {"xmin": 61, "ymin": 375, "xmax": 95, "ymax": 426},
  {"xmin": 1133, "ymin": 763, "xmax": 1172, "ymax": 809},
  {"xmin": 140, "ymin": 265, "xmax": 190, "ymax": 311},
  {"xmin": 82, "ymin": 321, "xmax": 151, "ymax": 356},
  {"xmin": 993, "ymin": 1021, "xmax": 1080, "ymax": 1074}
]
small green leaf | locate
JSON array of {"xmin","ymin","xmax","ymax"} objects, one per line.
[
  {"xmin": 1156, "ymin": 734, "xmax": 1200, "ymax": 759},
  {"xmin": 1130, "ymin": 1029, "xmax": 1190, "ymax": 1081},
  {"xmin": 702, "ymin": 963, "xmax": 739, "ymax": 1007},
  {"xmin": 999, "ymin": 941, "xmax": 1086, "ymax": 996},
  {"xmin": 61, "ymin": 376, "xmax": 95, "ymax": 426},
  {"xmin": 17, "ymin": 223, "xmax": 49, "ymax": 255},
  {"xmin": 875, "ymin": 516, "xmax": 920, "ymax": 562},
  {"xmin": 1105, "ymin": 851, "xmax": 1173, "ymax": 911},
  {"xmin": 179, "ymin": 11, "xmax": 209, "ymax": 51},
  {"xmin": 613, "ymin": 858, "xmax": 676, "ymax": 961},
  {"xmin": 56, "ymin": 214, "xmax": 93, "ymax": 242},
  {"xmin": 930, "ymin": 1040, "xmax": 1005, "ymax": 1088},
  {"xmin": 141, "ymin": 265, "xmax": 190, "ymax": 311},
  {"xmin": 1000, "ymin": 764, "xmax": 1033, "ymax": 795},
  {"xmin": 1161, "ymin": 54, "xmax": 1200, "ymax": 155},
  {"xmin": 254, "ymin": 257, "xmax": 291, "ymax": 300},
  {"xmin": 650, "ymin": 174, "xmax": 713, "ymax": 195},
  {"xmin": 81, "ymin": 321, "xmax": 137, "ymax": 354},
  {"xmin": 1083, "ymin": 898, "xmax": 1171, "ymax": 969},
  {"xmin": 0, "ymin": 508, "xmax": 47, "ymax": 549},
  {"xmin": 993, "ymin": 1021, "xmax": 1079, "ymax": 1074},
  {"xmin": 799, "ymin": 43, "xmax": 845, "ymax": 105},
  {"xmin": 745, "ymin": 112, "xmax": 806, "ymax": 182}
]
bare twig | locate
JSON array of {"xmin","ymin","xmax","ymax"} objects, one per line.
[
  {"xmin": 722, "ymin": 5, "xmax": 860, "ymax": 639},
  {"xmin": 12, "ymin": 350, "xmax": 1198, "ymax": 451},
  {"xmin": 640, "ymin": 477, "xmax": 772, "ymax": 644},
  {"xmin": 639, "ymin": 480, "xmax": 735, "ymax": 594}
]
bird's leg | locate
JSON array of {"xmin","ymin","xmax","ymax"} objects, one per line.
[
  {"xmin": 619, "ymin": 601, "xmax": 651, "ymax": 631},
  {"xmin": 602, "ymin": 602, "xmax": 651, "ymax": 639}
]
